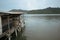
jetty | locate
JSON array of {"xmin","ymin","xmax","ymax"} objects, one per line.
[{"xmin": 0, "ymin": 12, "xmax": 24, "ymax": 40}]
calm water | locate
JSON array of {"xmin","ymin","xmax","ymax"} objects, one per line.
[
  {"xmin": 24, "ymin": 14, "xmax": 60, "ymax": 40},
  {"xmin": 3, "ymin": 14, "xmax": 60, "ymax": 40}
]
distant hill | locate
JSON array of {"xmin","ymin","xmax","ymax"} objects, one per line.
[
  {"xmin": 9, "ymin": 9, "xmax": 27, "ymax": 12},
  {"xmin": 28, "ymin": 7, "xmax": 60, "ymax": 14},
  {"xmin": 9, "ymin": 7, "xmax": 60, "ymax": 14}
]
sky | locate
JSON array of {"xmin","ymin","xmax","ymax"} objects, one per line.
[{"xmin": 0, "ymin": 0, "xmax": 60, "ymax": 11}]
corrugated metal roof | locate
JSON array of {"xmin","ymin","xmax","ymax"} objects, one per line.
[
  {"xmin": 0, "ymin": 12, "xmax": 23, "ymax": 15},
  {"xmin": 4, "ymin": 12, "xmax": 23, "ymax": 14}
]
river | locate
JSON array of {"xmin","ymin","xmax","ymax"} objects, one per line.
[{"xmin": 12, "ymin": 14, "xmax": 60, "ymax": 40}]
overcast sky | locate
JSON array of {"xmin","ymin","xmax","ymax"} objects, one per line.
[{"xmin": 0, "ymin": 0, "xmax": 60, "ymax": 11}]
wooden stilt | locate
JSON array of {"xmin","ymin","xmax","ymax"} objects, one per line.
[
  {"xmin": 8, "ymin": 16, "xmax": 11, "ymax": 40},
  {"xmin": 8, "ymin": 36, "xmax": 11, "ymax": 40},
  {"xmin": 15, "ymin": 29, "xmax": 17, "ymax": 37}
]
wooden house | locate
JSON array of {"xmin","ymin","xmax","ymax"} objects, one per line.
[{"xmin": 0, "ymin": 12, "xmax": 24, "ymax": 40}]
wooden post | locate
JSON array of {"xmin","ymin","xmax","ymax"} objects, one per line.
[
  {"xmin": 8, "ymin": 36, "xmax": 11, "ymax": 40},
  {"xmin": 13, "ymin": 17, "xmax": 18, "ymax": 37},
  {"xmin": 0, "ymin": 16, "xmax": 2, "ymax": 35},
  {"xmin": 15, "ymin": 29, "xmax": 17, "ymax": 37},
  {"xmin": 8, "ymin": 16, "xmax": 11, "ymax": 40}
]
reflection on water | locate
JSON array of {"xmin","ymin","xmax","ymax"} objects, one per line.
[
  {"xmin": 1, "ymin": 14, "xmax": 60, "ymax": 40},
  {"xmin": 16, "ymin": 33, "xmax": 26, "ymax": 40},
  {"xmin": 0, "ymin": 31, "xmax": 27, "ymax": 40},
  {"xmin": 12, "ymin": 32, "xmax": 26, "ymax": 40},
  {"xmin": 24, "ymin": 14, "xmax": 60, "ymax": 40}
]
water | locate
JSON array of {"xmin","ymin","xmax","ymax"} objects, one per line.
[
  {"xmin": 24, "ymin": 14, "xmax": 60, "ymax": 40},
  {"xmin": 2, "ymin": 14, "xmax": 60, "ymax": 40}
]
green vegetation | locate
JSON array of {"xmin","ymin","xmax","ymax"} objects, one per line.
[
  {"xmin": 28, "ymin": 7, "xmax": 60, "ymax": 14},
  {"xmin": 9, "ymin": 9, "xmax": 27, "ymax": 12},
  {"xmin": 9, "ymin": 7, "xmax": 60, "ymax": 14}
]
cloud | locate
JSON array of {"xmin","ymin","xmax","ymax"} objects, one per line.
[
  {"xmin": 26, "ymin": 0, "xmax": 38, "ymax": 10},
  {"xmin": 0, "ymin": 0, "xmax": 60, "ymax": 11}
]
